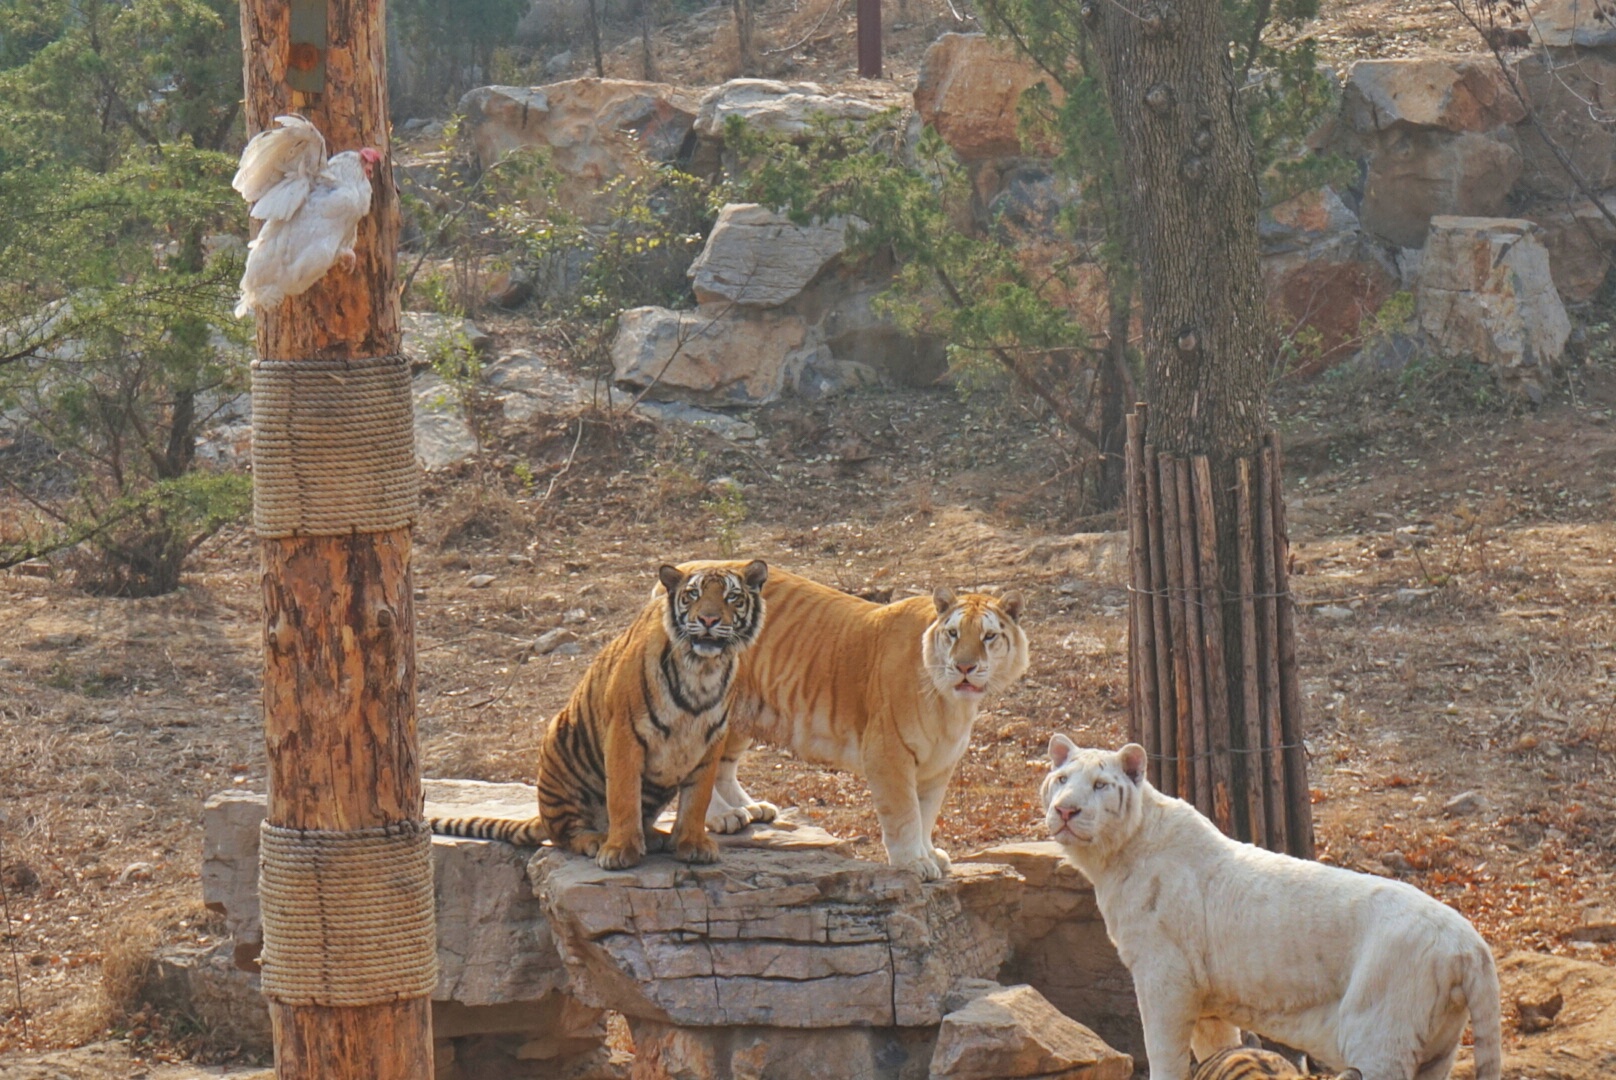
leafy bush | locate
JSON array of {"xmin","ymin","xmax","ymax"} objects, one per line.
[{"xmin": 0, "ymin": 0, "xmax": 250, "ymax": 594}]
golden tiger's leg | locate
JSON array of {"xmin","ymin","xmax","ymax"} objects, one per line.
[
  {"xmin": 671, "ymin": 735, "xmax": 724, "ymax": 864},
  {"xmin": 595, "ymin": 721, "xmax": 648, "ymax": 870}
]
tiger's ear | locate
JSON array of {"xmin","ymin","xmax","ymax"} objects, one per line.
[
  {"xmin": 1118, "ymin": 743, "xmax": 1147, "ymax": 785},
  {"xmin": 658, "ymin": 564, "xmax": 685, "ymax": 592},
  {"xmin": 999, "ymin": 592, "xmax": 1023, "ymax": 621},
  {"xmin": 933, "ymin": 586, "xmax": 957, "ymax": 615},
  {"xmin": 1049, "ymin": 733, "xmax": 1079, "ymax": 768},
  {"xmin": 742, "ymin": 559, "xmax": 769, "ymax": 590}
]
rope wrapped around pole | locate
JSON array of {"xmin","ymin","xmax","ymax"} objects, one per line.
[
  {"xmin": 257, "ymin": 820, "xmax": 438, "ymax": 1007},
  {"xmin": 250, "ymin": 354, "xmax": 418, "ymax": 538}
]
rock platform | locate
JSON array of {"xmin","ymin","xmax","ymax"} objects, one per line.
[{"xmin": 200, "ymin": 781, "xmax": 1138, "ymax": 1079}]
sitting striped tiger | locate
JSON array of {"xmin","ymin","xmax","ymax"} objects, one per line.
[
  {"xmin": 429, "ymin": 559, "xmax": 769, "ymax": 870},
  {"xmin": 1193, "ymin": 1048, "xmax": 1361, "ymax": 1080},
  {"xmin": 671, "ymin": 562, "xmax": 1030, "ymax": 880}
]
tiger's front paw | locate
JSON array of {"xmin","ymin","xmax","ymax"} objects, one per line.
[
  {"xmin": 745, "ymin": 800, "xmax": 779, "ymax": 824},
  {"xmin": 932, "ymin": 847, "xmax": 952, "ymax": 874},
  {"xmin": 570, "ymin": 831, "xmax": 607, "ymax": 858},
  {"xmin": 643, "ymin": 827, "xmax": 672, "ymax": 853},
  {"xmin": 675, "ymin": 833, "xmax": 721, "ymax": 864},
  {"xmin": 595, "ymin": 834, "xmax": 646, "ymax": 870}
]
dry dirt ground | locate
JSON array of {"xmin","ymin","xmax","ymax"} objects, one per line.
[
  {"xmin": 1, "ymin": 0, "xmax": 1610, "ymax": 1073},
  {"xmin": 2, "ymin": 346, "xmax": 1615, "ymax": 1073}
]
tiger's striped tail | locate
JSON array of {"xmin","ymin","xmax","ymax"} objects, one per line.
[{"xmin": 427, "ymin": 814, "xmax": 548, "ymax": 846}]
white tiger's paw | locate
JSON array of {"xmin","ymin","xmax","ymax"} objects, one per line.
[
  {"xmin": 931, "ymin": 847, "xmax": 952, "ymax": 874},
  {"xmin": 706, "ymin": 804, "xmax": 754, "ymax": 835},
  {"xmin": 892, "ymin": 850, "xmax": 945, "ymax": 882},
  {"xmin": 745, "ymin": 800, "xmax": 778, "ymax": 824}
]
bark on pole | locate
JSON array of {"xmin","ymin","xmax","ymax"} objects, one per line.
[
  {"xmin": 239, "ymin": 2, "xmax": 431, "ymax": 1077},
  {"xmin": 1087, "ymin": 0, "xmax": 1314, "ymax": 850},
  {"xmin": 857, "ymin": 0, "xmax": 883, "ymax": 79}
]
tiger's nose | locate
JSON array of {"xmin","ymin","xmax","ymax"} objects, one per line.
[
  {"xmin": 1055, "ymin": 806, "xmax": 1080, "ymax": 823},
  {"xmin": 956, "ymin": 661, "xmax": 977, "ymax": 675},
  {"xmin": 699, "ymin": 615, "xmax": 720, "ymax": 629}
]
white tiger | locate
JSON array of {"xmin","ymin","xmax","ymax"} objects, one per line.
[{"xmin": 1040, "ymin": 737, "xmax": 1502, "ymax": 1080}]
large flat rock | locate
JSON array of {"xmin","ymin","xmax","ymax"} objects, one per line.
[
  {"xmin": 203, "ymin": 779, "xmax": 566, "ymax": 1007},
  {"xmin": 530, "ymin": 844, "xmax": 1022, "ymax": 1028},
  {"xmin": 957, "ymin": 842, "xmax": 1142, "ymax": 1061}
]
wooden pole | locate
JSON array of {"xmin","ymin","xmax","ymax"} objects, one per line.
[
  {"xmin": 857, "ymin": 0, "xmax": 882, "ymax": 78},
  {"xmin": 1256, "ymin": 445, "xmax": 1288, "ymax": 855},
  {"xmin": 239, "ymin": 2, "xmax": 431, "ymax": 1077},
  {"xmin": 1266, "ymin": 434, "xmax": 1315, "ymax": 859},
  {"xmin": 1191, "ymin": 456, "xmax": 1234, "ymax": 835},
  {"xmin": 1157, "ymin": 454, "xmax": 1193, "ymax": 801},
  {"xmin": 1235, "ymin": 458, "xmax": 1267, "ymax": 847},
  {"xmin": 1173, "ymin": 459, "xmax": 1212, "ymax": 817},
  {"xmin": 1125, "ymin": 411, "xmax": 1159, "ymax": 785},
  {"xmin": 1144, "ymin": 443, "xmax": 1176, "ymax": 798}
]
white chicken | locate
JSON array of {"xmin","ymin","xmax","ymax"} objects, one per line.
[{"xmin": 232, "ymin": 114, "xmax": 381, "ymax": 319}]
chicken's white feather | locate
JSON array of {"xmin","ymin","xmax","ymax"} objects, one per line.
[{"xmin": 232, "ymin": 117, "xmax": 376, "ymax": 319}]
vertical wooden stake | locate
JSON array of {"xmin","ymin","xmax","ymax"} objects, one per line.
[
  {"xmin": 1173, "ymin": 459, "xmax": 1212, "ymax": 817},
  {"xmin": 1125, "ymin": 411, "xmax": 1159, "ymax": 785},
  {"xmin": 1157, "ymin": 454, "xmax": 1193, "ymax": 801},
  {"xmin": 239, "ymin": 1, "xmax": 430, "ymax": 1077},
  {"xmin": 1144, "ymin": 443, "xmax": 1177, "ymax": 798},
  {"xmin": 1266, "ymin": 434, "xmax": 1315, "ymax": 859},
  {"xmin": 1235, "ymin": 458, "xmax": 1267, "ymax": 847},
  {"xmin": 1256, "ymin": 445, "xmax": 1288, "ymax": 855},
  {"xmin": 857, "ymin": 0, "xmax": 882, "ymax": 78},
  {"xmin": 1191, "ymin": 456, "xmax": 1234, "ymax": 835}
]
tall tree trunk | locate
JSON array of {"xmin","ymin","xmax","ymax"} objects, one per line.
[
  {"xmin": 1086, "ymin": 0, "xmax": 1313, "ymax": 853},
  {"xmin": 640, "ymin": 0, "xmax": 658, "ymax": 80},
  {"xmin": 239, "ymin": 1, "xmax": 431, "ymax": 1077},
  {"xmin": 733, "ymin": 0, "xmax": 755, "ymax": 76},
  {"xmin": 586, "ymin": 0, "xmax": 605, "ymax": 77}
]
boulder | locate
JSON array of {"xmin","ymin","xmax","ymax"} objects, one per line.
[
  {"xmin": 693, "ymin": 79, "xmax": 894, "ymax": 141},
  {"xmin": 1525, "ymin": 197, "xmax": 1616, "ymax": 303},
  {"xmin": 1358, "ymin": 129, "xmax": 1521, "ymax": 248},
  {"xmin": 135, "ymin": 941, "xmax": 272, "ymax": 1055},
  {"xmin": 203, "ymin": 782, "xmax": 569, "ymax": 1006},
  {"xmin": 610, "ymin": 305, "xmax": 813, "ymax": 404},
  {"xmin": 956, "ymin": 843, "xmax": 1141, "ymax": 1061},
  {"xmin": 1259, "ymin": 186, "xmax": 1362, "ymax": 251},
  {"xmin": 1528, "ymin": 0, "xmax": 1616, "ymax": 48},
  {"xmin": 412, "ymin": 370, "xmax": 482, "ymax": 470},
  {"xmin": 1417, "ymin": 216, "xmax": 1570, "ymax": 387},
  {"xmin": 528, "ymin": 838, "xmax": 1022, "ymax": 1028},
  {"xmin": 626, "ymin": 1021, "xmax": 938, "ymax": 1080},
  {"xmin": 1341, "ymin": 57, "xmax": 1525, "ymax": 135},
  {"xmin": 689, "ymin": 203, "xmax": 849, "ymax": 308},
  {"xmin": 482, "ymin": 349, "xmax": 592, "ymax": 424},
  {"xmin": 914, "ymin": 34, "xmax": 1061, "ymax": 162},
  {"xmin": 1512, "ymin": 51, "xmax": 1616, "ymax": 198},
  {"xmin": 930, "ymin": 983, "xmax": 1133, "ymax": 1080},
  {"xmin": 457, "ymin": 81, "xmax": 700, "ymax": 222},
  {"xmin": 791, "ymin": 276, "xmax": 950, "ymax": 386},
  {"xmin": 1259, "ymin": 187, "xmax": 1399, "ymax": 371},
  {"xmin": 401, "ymin": 311, "xmax": 491, "ymax": 372}
]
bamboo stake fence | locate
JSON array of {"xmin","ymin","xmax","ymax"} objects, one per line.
[{"xmin": 1124, "ymin": 405, "xmax": 1315, "ymax": 857}]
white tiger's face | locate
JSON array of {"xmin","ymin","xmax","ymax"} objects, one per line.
[
  {"xmin": 923, "ymin": 590, "xmax": 1029, "ymax": 702},
  {"xmin": 1040, "ymin": 738, "xmax": 1148, "ymax": 850},
  {"xmin": 659, "ymin": 559, "xmax": 768, "ymax": 658}
]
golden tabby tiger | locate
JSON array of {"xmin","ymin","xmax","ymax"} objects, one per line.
[{"xmin": 673, "ymin": 562, "xmax": 1030, "ymax": 880}]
